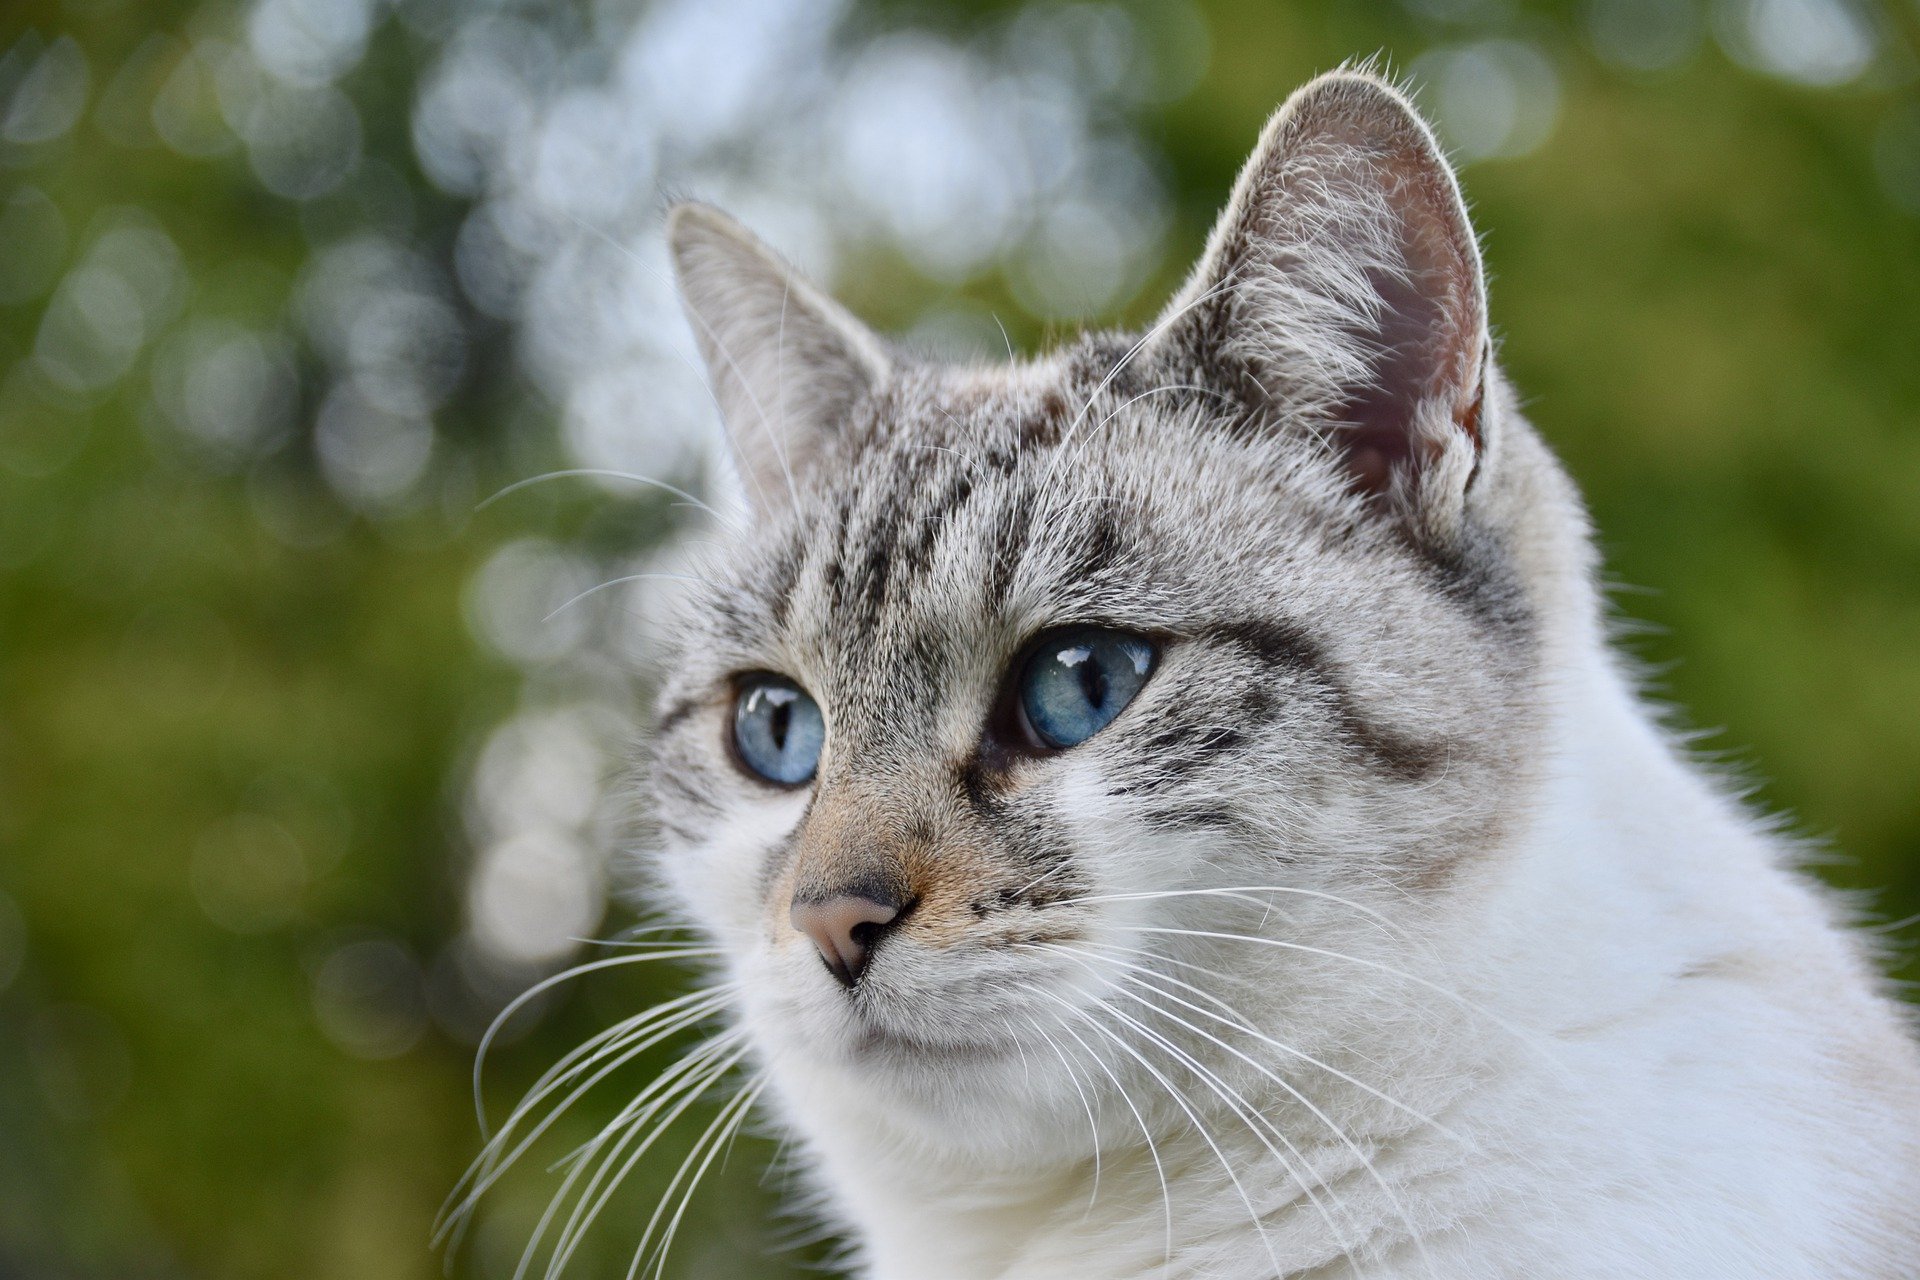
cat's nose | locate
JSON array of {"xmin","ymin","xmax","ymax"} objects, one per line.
[{"xmin": 790, "ymin": 890, "xmax": 906, "ymax": 988}]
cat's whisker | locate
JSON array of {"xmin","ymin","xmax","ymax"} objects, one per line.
[
  {"xmin": 1059, "ymin": 382, "xmax": 1230, "ymax": 471},
  {"xmin": 603, "ymin": 920, "xmax": 705, "ymax": 940},
  {"xmin": 1007, "ymin": 857, "xmax": 1077, "ymax": 902},
  {"xmin": 536, "ymin": 1036, "xmax": 751, "ymax": 1280},
  {"xmin": 1042, "ymin": 947, "xmax": 1378, "ymax": 1280},
  {"xmin": 541, "ymin": 571, "xmax": 715, "ymax": 623},
  {"xmin": 477, "ymin": 469, "xmax": 742, "ymax": 533},
  {"xmin": 456, "ymin": 1027, "xmax": 738, "ymax": 1271},
  {"xmin": 469, "ymin": 948, "xmax": 722, "ymax": 1141},
  {"xmin": 472, "ymin": 967, "xmax": 725, "ymax": 1159},
  {"xmin": 1047, "ymin": 1008, "xmax": 1175, "ymax": 1274},
  {"xmin": 1014, "ymin": 1012, "xmax": 1041, "ymax": 1091},
  {"xmin": 440, "ymin": 989, "xmax": 739, "ymax": 1245},
  {"xmin": 441, "ymin": 953, "xmax": 730, "ymax": 1248},
  {"xmin": 630, "ymin": 1072, "xmax": 767, "ymax": 1280},
  {"xmin": 580, "ymin": 925, "xmax": 713, "ymax": 949},
  {"xmin": 521, "ymin": 1036, "xmax": 739, "ymax": 1274},
  {"xmin": 1132, "ymin": 926, "xmax": 1565, "ymax": 1071},
  {"xmin": 1090, "ymin": 944, "xmax": 1267, "ymax": 1004},
  {"xmin": 991, "ymin": 311, "xmax": 1017, "ymax": 364},
  {"xmin": 902, "ymin": 441, "xmax": 987, "ymax": 475},
  {"xmin": 1121, "ymin": 990, "xmax": 1443, "ymax": 1280},
  {"xmin": 508, "ymin": 997, "xmax": 725, "ymax": 1157},
  {"xmin": 1041, "ymin": 271, "xmax": 1243, "ymax": 495},
  {"xmin": 536, "ymin": 998, "xmax": 744, "ymax": 1172},
  {"xmin": 1341, "ymin": 863, "xmax": 1428, "ymax": 911},
  {"xmin": 1038, "ymin": 286, "xmax": 1240, "ymax": 515},
  {"xmin": 1089, "ymin": 929, "xmax": 1444, "ymax": 1072},
  {"xmin": 542, "ymin": 1024, "xmax": 741, "ymax": 1182},
  {"xmin": 1086, "ymin": 956, "xmax": 1444, "ymax": 1280},
  {"xmin": 1060, "ymin": 884, "xmax": 1411, "ymax": 941},
  {"xmin": 653, "ymin": 1075, "xmax": 768, "ymax": 1276},
  {"xmin": 1036, "ymin": 987, "xmax": 1290, "ymax": 1279},
  {"xmin": 1021, "ymin": 1013, "xmax": 1105, "ymax": 1221},
  {"xmin": 1108, "ymin": 994, "xmax": 1380, "ymax": 1280},
  {"xmin": 527, "ymin": 1055, "xmax": 735, "ymax": 1280},
  {"xmin": 1066, "ymin": 941, "xmax": 1465, "ymax": 1148}
]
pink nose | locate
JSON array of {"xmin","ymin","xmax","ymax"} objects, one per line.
[{"xmin": 790, "ymin": 893, "xmax": 905, "ymax": 988}]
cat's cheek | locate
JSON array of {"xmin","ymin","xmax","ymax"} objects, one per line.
[
  {"xmin": 1040, "ymin": 757, "xmax": 1186, "ymax": 913},
  {"xmin": 656, "ymin": 792, "xmax": 810, "ymax": 949}
]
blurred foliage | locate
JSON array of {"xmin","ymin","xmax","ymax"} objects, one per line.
[{"xmin": 1, "ymin": 0, "xmax": 1917, "ymax": 1277}]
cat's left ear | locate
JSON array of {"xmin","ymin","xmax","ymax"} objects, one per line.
[
  {"xmin": 668, "ymin": 203, "xmax": 890, "ymax": 515},
  {"xmin": 1158, "ymin": 71, "xmax": 1490, "ymax": 534}
]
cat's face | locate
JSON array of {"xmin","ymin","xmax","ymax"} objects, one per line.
[{"xmin": 648, "ymin": 73, "xmax": 1546, "ymax": 1151}]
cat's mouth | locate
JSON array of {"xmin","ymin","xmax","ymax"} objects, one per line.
[
  {"xmin": 823, "ymin": 988, "xmax": 1025, "ymax": 1066},
  {"xmin": 843, "ymin": 1018, "xmax": 1017, "ymax": 1064},
  {"xmin": 772, "ymin": 929, "xmax": 1064, "ymax": 1069}
]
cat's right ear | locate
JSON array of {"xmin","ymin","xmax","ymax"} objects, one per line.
[
  {"xmin": 667, "ymin": 203, "xmax": 890, "ymax": 515},
  {"xmin": 1156, "ymin": 71, "xmax": 1491, "ymax": 539}
]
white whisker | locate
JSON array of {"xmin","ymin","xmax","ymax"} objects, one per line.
[
  {"xmin": 1094, "ymin": 957, "xmax": 1441, "ymax": 1280},
  {"xmin": 1049, "ymin": 1008, "xmax": 1175, "ymax": 1275},
  {"xmin": 1022, "ymin": 1013, "xmax": 1104, "ymax": 1219},
  {"xmin": 1040, "ymin": 272, "xmax": 1242, "ymax": 496},
  {"xmin": 1064, "ymin": 941, "xmax": 1465, "ymax": 1146},
  {"xmin": 440, "ymin": 988, "xmax": 738, "ymax": 1245},
  {"xmin": 635, "ymin": 1075, "xmax": 767, "ymax": 1280},
  {"xmin": 478, "ymin": 469, "xmax": 741, "ymax": 532},
  {"xmin": 537, "ymin": 1037, "xmax": 750, "ymax": 1280},
  {"xmin": 991, "ymin": 311, "xmax": 1017, "ymax": 364},
  {"xmin": 1061, "ymin": 885, "xmax": 1411, "ymax": 941},
  {"xmin": 1036, "ymin": 987, "xmax": 1287, "ymax": 1279},
  {"xmin": 470, "ymin": 950, "xmax": 722, "ymax": 1141},
  {"xmin": 1042, "ymin": 949, "xmax": 1373, "ymax": 1278},
  {"xmin": 542, "ymin": 572, "xmax": 714, "ymax": 622},
  {"xmin": 1132, "ymin": 926, "xmax": 1562, "ymax": 1070}
]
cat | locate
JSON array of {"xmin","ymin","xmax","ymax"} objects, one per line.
[{"xmin": 637, "ymin": 70, "xmax": 1920, "ymax": 1278}]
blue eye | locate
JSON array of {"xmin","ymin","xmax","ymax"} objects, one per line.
[
  {"xmin": 732, "ymin": 676, "xmax": 825, "ymax": 786},
  {"xmin": 1018, "ymin": 629, "xmax": 1156, "ymax": 750}
]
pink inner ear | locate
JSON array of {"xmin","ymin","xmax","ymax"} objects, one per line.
[
  {"xmin": 1335, "ymin": 160, "xmax": 1485, "ymax": 499},
  {"xmin": 1348, "ymin": 440, "xmax": 1395, "ymax": 494},
  {"xmin": 1154, "ymin": 74, "xmax": 1491, "ymax": 509}
]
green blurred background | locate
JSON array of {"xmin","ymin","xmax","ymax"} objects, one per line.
[{"xmin": 3, "ymin": 0, "xmax": 1917, "ymax": 1275}]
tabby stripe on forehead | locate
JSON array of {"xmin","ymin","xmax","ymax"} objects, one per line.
[
  {"xmin": 817, "ymin": 489, "xmax": 855, "ymax": 615},
  {"xmin": 764, "ymin": 537, "xmax": 806, "ymax": 632},
  {"xmin": 851, "ymin": 518, "xmax": 895, "ymax": 615},
  {"xmin": 889, "ymin": 469, "xmax": 976, "ymax": 588},
  {"xmin": 1069, "ymin": 504, "xmax": 1124, "ymax": 581},
  {"xmin": 1200, "ymin": 618, "xmax": 1449, "ymax": 782},
  {"xmin": 927, "ymin": 467, "xmax": 978, "ymax": 526},
  {"xmin": 985, "ymin": 488, "xmax": 1030, "ymax": 606}
]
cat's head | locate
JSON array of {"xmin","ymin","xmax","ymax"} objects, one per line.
[{"xmin": 646, "ymin": 72, "xmax": 1579, "ymax": 1154}]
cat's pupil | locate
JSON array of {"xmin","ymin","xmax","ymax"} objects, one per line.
[
  {"xmin": 769, "ymin": 699, "xmax": 790, "ymax": 752},
  {"xmin": 1067, "ymin": 648, "xmax": 1107, "ymax": 709}
]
